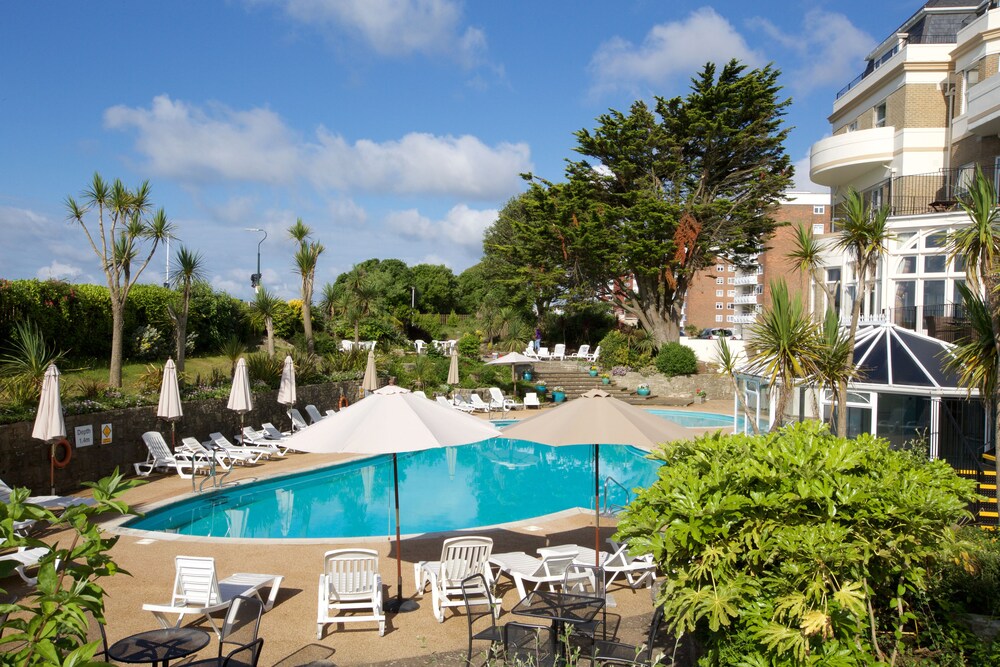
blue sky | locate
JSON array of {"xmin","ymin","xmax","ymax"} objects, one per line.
[{"xmin": 0, "ymin": 0, "xmax": 918, "ymax": 300}]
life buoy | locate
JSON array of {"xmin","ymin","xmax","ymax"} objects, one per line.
[
  {"xmin": 50, "ymin": 438, "xmax": 73, "ymax": 469},
  {"xmin": 339, "ymin": 395, "xmax": 349, "ymax": 409}
]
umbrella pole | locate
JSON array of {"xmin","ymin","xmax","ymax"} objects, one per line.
[
  {"xmin": 386, "ymin": 453, "xmax": 418, "ymax": 613},
  {"xmin": 50, "ymin": 441, "xmax": 56, "ymax": 495},
  {"xmin": 594, "ymin": 443, "xmax": 601, "ymax": 567}
]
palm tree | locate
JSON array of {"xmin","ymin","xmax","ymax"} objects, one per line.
[
  {"xmin": 341, "ymin": 268, "xmax": 378, "ymax": 343},
  {"xmin": 811, "ymin": 308, "xmax": 860, "ymax": 426},
  {"xmin": 746, "ymin": 280, "xmax": 820, "ymax": 428},
  {"xmin": 319, "ymin": 282, "xmax": 338, "ymax": 323},
  {"xmin": 714, "ymin": 337, "xmax": 759, "ymax": 434},
  {"xmin": 249, "ymin": 288, "xmax": 281, "ymax": 358},
  {"xmin": 948, "ymin": 166, "xmax": 1000, "ymax": 483},
  {"xmin": 65, "ymin": 173, "xmax": 173, "ymax": 387},
  {"xmin": 167, "ymin": 246, "xmax": 205, "ymax": 372},
  {"xmin": 786, "ymin": 223, "xmax": 837, "ymax": 318},
  {"xmin": 289, "ymin": 219, "xmax": 325, "ymax": 354},
  {"xmin": 830, "ymin": 188, "xmax": 891, "ymax": 435}
]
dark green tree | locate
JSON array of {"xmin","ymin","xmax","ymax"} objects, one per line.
[
  {"xmin": 410, "ymin": 264, "xmax": 458, "ymax": 313},
  {"xmin": 530, "ymin": 60, "xmax": 792, "ymax": 344}
]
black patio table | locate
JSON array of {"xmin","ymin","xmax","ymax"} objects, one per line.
[
  {"xmin": 107, "ymin": 627, "xmax": 211, "ymax": 667},
  {"xmin": 511, "ymin": 589, "xmax": 604, "ymax": 653}
]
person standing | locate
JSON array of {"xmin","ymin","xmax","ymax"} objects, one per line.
[{"xmin": 534, "ymin": 327, "xmax": 542, "ymax": 352}]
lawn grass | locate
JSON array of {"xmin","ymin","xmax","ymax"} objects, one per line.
[{"xmin": 62, "ymin": 355, "xmax": 232, "ymax": 395}]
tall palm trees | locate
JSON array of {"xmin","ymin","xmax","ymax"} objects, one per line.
[
  {"xmin": 948, "ymin": 166, "xmax": 1000, "ymax": 484},
  {"xmin": 65, "ymin": 173, "xmax": 173, "ymax": 387},
  {"xmin": 289, "ymin": 219, "xmax": 325, "ymax": 355},
  {"xmin": 830, "ymin": 188, "xmax": 891, "ymax": 435},
  {"xmin": 167, "ymin": 246, "xmax": 205, "ymax": 372},
  {"xmin": 249, "ymin": 288, "xmax": 281, "ymax": 358},
  {"xmin": 746, "ymin": 280, "xmax": 819, "ymax": 427}
]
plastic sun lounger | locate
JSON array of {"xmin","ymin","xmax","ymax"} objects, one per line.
[
  {"xmin": 317, "ymin": 549, "xmax": 385, "ymax": 637},
  {"xmin": 0, "ymin": 479, "xmax": 96, "ymax": 511},
  {"xmin": 134, "ymin": 432, "xmax": 208, "ymax": 479},
  {"xmin": 0, "ymin": 547, "xmax": 50, "ymax": 585},
  {"xmin": 414, "ymin": 536, "xmax": 498, "ymax": 623},
  {"xmin": 537, "ymin": 540, "xmax": 656, "ymax": 589},
  {"xmin": 488, "ymin": 550, "xmax": 578, "ymax": 600},
  {"xmin": 143, "ymin": 556, "xmax": 283, "ymax": 638},
  {"xmin": 208, "ymin": 433, "xmax": 267, "ymax": 465},
  {"xmin": 304, "ymin": 404, "xmax": 327, "ymax": 424},
  {"xmin": 288, "ymin": 409, "xmax": 310, "ymax": 432},
  {"xmin": 239, "ymin": 428, "xmax": 286, "ymax": 458}
]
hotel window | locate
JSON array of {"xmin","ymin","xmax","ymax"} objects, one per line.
[
  {"xmin": 925, "ymin": 232, "xmax": 947, "ymax": 249},
  {"xmin": 754, "ymin": 285, "xmax": 764, "ymax": 295},
  {"xmin": 728, "ymin": 265, "xmax": 736, "ymax": 272},
  {"xmin": 954, "ymin": 254, "xmax": 967, "ymax": 272},
  {"xmin": 924, "ymin": 255, "xmax": 946, "ymax": 273},
  {"xmin": 727, "ymin": 289, "xmax": 735, "ymax": 296},
  {"xmin": 715, "ymin": 303, "xmax": 723, "ymax": 310},
  {"xmin": 812, "ymin": 223, "xmax": 825, "ymax": 234},
  {"xmin": 874, "ymin": 102, "xmax": 887, "ymax": 128},
  {"xmin": 715, "ymin": 315, "xmax": 723, "ymax": 322},
  {"xmin": 716, "ymin": 264, "xmax": 724, "ymax": 272},
  {"xmin": 813, "ymin": 205, "xmax": 825, "ymax": 215},
  {"xmin": 727, "ymin": 303, "xmax": 735, "ymax": 310},
  {"xmin": 716, "ymin": 277, "xmax": 724, "ymax": 285},
  {"xmin": 898, "ymin": 256, "xmax": 916, "ymax": 274},
  {"xmin": 727, "ymin": 315, "xmax": 736, "ymax": 322},
  {"xmin": 727, "ymin": 277, "xmax": 735, "ymax": 284},
  {"xmin": 847, "ymin": 120, "xmax": 858, "ymax": 132},
  {"xmin": 964, "ymin": 65, "xmax": 981, "ymax": 113},
  {"xmin": 716, "ymin": 290, "xmax": 723, "ymax": 297}
]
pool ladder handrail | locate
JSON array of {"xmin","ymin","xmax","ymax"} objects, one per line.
[{"xmin": 601, "ymin": 475, "xmax": 632, "ymax": 516}]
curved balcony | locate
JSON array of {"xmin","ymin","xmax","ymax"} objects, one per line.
[
  {"xmin": 967, "ymin": 74, "xmax": 1000, "ymax": 137},
  {"xmin": 809, "ymin": 127, "xmax": 895, "ymax": 187}
]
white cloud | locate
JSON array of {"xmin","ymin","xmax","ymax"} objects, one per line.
[
  {"xmin": 791, "ymin": 152, "xmax": 828, "ymax": 193},
  {"xmin": 386, "ymin": 204, "xmax": 497, "ymax": 248},
  {"xmin": 588, "ymin": 7, "xmax": 765, "ymax": 96},
  {"xmin": 35, "ymin": 261, "xmax": 86, "ymax": 281},
  {"xmin": 748, "ymin": 10, "xmax": 873, "ymax": 96},
  {"xmin": 326, "ymin": 197, "xmax": 368, "ymax": 226},
  {"xmin": 273, "ymin": 0, "xmax": 487, "ymax": 64},
  {"xmin": 105, "ymin": 95, "xmax": 530, "ymax": 199}
]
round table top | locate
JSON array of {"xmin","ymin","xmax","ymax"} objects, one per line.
[{"xmin": 108, "ymin": 627, "xmax": 211, "ymax": 664}]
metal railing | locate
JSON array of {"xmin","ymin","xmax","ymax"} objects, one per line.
[
  {"xmin": 836, "ymin": 33, "xmax": 960, "ymax": 99},
  {"xmin": 834, "ymin": 165, "xmax": 998, "ymax": 219},
  {"xmin": 866, "ymin": 303, "xmax": 974, "ymax": 343},
  {"xmin": 601, "ymin": 475, "xmax": 632, "ymax": 516}
]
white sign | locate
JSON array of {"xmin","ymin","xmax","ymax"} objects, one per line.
[
  {"xmin": 101, "ymin": 423, "xmax": 113, "ymax": 445},
  {"xmin": 75, "ymin": 425, "xmax": 94, "ymax": 448}
]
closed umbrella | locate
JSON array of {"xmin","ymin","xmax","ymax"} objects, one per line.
[
  {"xmin": 502, "ymin": 389, "xmax": 691, "ymax": 565},
  {"xmin": 227, "ymin": 357, "xmax": 254, "ymax": 432},
  {"xmin": 486, "ymin": 351, "xmax": 535, "ymax": 398},
  {"xmin": 283, "ymin": 384, "xmax": 501, "ymax": 611},
  {"xmin": 447, "ymin": 348, "xmax": 460, "ymax": 386},
  {"xmin": 277, "ymin": 355, "xmax": 296, "ymax": 431},
  {"xmin": 157, "ymin": 358, "xmax": 184, "ymax": 450},
  {"xmin": 32, "ymin": 364, "xmax": 66, "ymax": 495},
  {"xmin": 362, "ymin": 348, "xmax": 378, "ymax": 395}
]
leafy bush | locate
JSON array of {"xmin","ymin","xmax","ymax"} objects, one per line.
[
  {"xmin": 245, "ymin": 351, "xmax": 282, "ymax": 388},
  {"xmin": 936, "ymin": 527, "xmax": 1000, "ymax": 618},
  {"xmin": 457, "ymin": 332, "xmax": 481, "ymax": 359},
  {"xmin": 595, "ymin": 330, "xmax": 630, "ymax": 368},
  {"xmin": 130, "ymin": 325, "xmax": 169, "ymax": 360},
  {"xmin": 654, "ymin": 342, "xmax": 697, "ymax": 377},
  {"xmin": 616, "ymin": 421, "xmax": 978, "ymax": 666}
]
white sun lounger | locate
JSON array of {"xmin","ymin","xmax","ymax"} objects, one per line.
[
  {"xmin": 537, "ymin": 540, "xmax": 656, "ymax": 589},
  {"xmin": 414, "ymin": 536, "xmax": 498, "ymax": 623},
  {"xmin": 0, "ymin": 547, "xmax": 50, "ymax": 585},
  {"xmin": 317, "ymin": 549, "xmax": 384, "ymax": 638},
  {"xmin": 143, "ymin": 556, "xmax": 283, "ymax": 638},
  {"xmin": 208, "ymin": 433, "xmax": 267, "ymax": 465},
  {"xmin": 288, "ymin": 409, "xmax": 309, "ymax": 432},
  {"xmin": 523, "ymin": 392, "xmax": 541, "ymax": 409},
  {"xmin": 304, "ymin": 405, "xmax": 327, "ymax": 424},
  {"xmin": 436, "ymin": 395, "xmax": 473, "ymax": 413},
  {"xmin": 488, "ymin": 387, "xmax": 522, "ymax": 412},
  {"xmin": 489, "ymin": 550, "xmax": 578, "ymax": 599},
  {"xmin": 468, "ymin": 394, "xmax": 491, "ymax": 413},
  {"xmin": 240, "ymin": 427, "xmax": 287, "ymax": 458},
  {"xmin": 0, "ymin": 479, "xmax": 96, "ymax": 511},
  {"xmin": 134, "ymin": 432, "xmax": 208, "ymax": 479}
]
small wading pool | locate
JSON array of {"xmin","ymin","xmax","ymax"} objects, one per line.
[{"xmin": 125, "ymin": 439, "xmax": 662, "ymax": 539}]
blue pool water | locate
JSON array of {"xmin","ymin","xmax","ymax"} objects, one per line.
[
  {"xmin": 126, "ymin": 440, "xmax": 661, "ymax": 539},
  {"xmin": 645, "ymin": 409, "xmax": 741, "ymax": 430}
]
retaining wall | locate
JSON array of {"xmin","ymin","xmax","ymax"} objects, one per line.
[{"xmin": 0, "ymin": 381, "xmax": 359, "ymax": 496}]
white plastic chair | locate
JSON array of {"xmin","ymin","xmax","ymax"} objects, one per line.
[
  {"xmin": 551, "ymin": 344, "xmax": 566, "ymax": 360},
  {"xmin": 437, "ymin": 395, "xmax": 474, "ymax": 413},
  {"xmin": 536, "ymin": 347, "xmax": 551, "ymax": 360},
  {"xmin": 415, "ymin": 536, "xmax": 498, "ymax": 623},
  {"xmin": 487, "ymin": 387, "xmax": 521, "ymax": 411},
  {"xmin": 317, "ymin": 549, "xmax": 385, "ymax": 637},
  {"xmin": 585, "ymin": 346, "xmax": 601, "ymax": 362},
  {"xmin": 207, "ymin": 433, "xmax": 266, "ymax": 465},
  {"xmin": 135, "ymin": 431, "xmax": 207, "ymax": 478},
  {"xmin": 572, "ymin": 344, "xmax": 591, "ymax": 360},
  {"xmin": 0, "ymin": 479, "xmax": 96, "ymax": 510},
  {"xmin": 142, "ymin": 556, "xmax": 283, "ymax": 638},
  {"xmin": 468, "ymin": 394, "xmax": 491, "ymax": 413},
  {"xmin": 524, "ymin": 393, "xmax": 541, "ymax": 409},
  {"xmin": 489, "ymin": 550, "xmax": 579, "ymax": 599}
]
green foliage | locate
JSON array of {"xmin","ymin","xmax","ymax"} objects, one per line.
[
  {"xmin": 130, "ymin": 324, "xmax": 169, "ymax": 360},
  {"xmin": 654, "ymin": 342, "xmax": 697, "ymax": 377},
  {"xmin": 458, "ymin": 332, "xmax": 482, "ymax": 359},
  {"xmin": 411, "ymin": 313, "xmax": 446, "ymax": 341},
  {"xmin": 936, "ymin": 527, "xmax": 1000, "ymax": 618},
  {"xmin": 245, "ymin": 351, "xmax": 282, "ymax": 388},
  {"xmin": 595, "ymin": 330, "xmax": 650, "ymax": 370},
  {"xmin": 0, "ymin": 470, "xmax": 142, "ymax": 665},
  {"xmin": 0, "ymin": 320, "xmax": 67, "ymax": 405},
  {"xmin": 616, "ymin": 422, "xmax": 978, "ymax": 666},
  {"xmin": 411, "ymin": 264, "xmax": 459, "ymax": 313}
]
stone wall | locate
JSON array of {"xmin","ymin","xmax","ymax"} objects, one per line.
[
  {"xmin": 616, "ymin": 371, "xmax": 731, "ymax": 401},
  {"xmin": 0, "ymin": 381, "xmax": 359, "ymax": 496}
]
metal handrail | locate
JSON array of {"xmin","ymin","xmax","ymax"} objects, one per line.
[{"xmin": 602, "ymin": 475, "xmax": 632, "ymax": 515}]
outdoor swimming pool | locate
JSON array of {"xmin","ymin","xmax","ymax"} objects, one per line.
[
  {"xmin": 645, "ymin": 409, "xmax": 741, "ymax": 429},
  {"xmin": 126, "ymin": 440, "xmax": 661, "ymax": 539}
]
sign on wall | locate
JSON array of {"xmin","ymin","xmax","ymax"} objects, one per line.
[
  {"xmin": 101, "ymin": 423, "xmax": 112, "ymax": 445},
  {"xmin": 74, "ymin": 425, "xmax": 94, "ymax": 448}
]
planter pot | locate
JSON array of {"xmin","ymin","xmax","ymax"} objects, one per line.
[
  {"xmin": 636, "ymin": 388, "xmax": 650, "ymax": 397},
  {"xmin": 535, "ymin": 385, "xmax": 547, "ymax": 394},
  {"xmin": 552, "ymin": 391, "xmax": 566, "ymax": 403},
  {"xmin": 588, "ymin": 370, "xmax": 598, "ymax": 377},
  {"xmin": 523, "ymin": 372, "xmax": 532, "ymax": 381},
  {"xmin": 601, "ymin": 378, "xmax": 610, "ymax": 385},
  {"xmin": 699, "ymin": 396, "xmax": 707, "ymax": 403}
]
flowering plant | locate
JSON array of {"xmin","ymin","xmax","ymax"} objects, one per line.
[
  {"xmin": 600, "ymin": 373, "xmax": 610, "ymax": 379},
  {"xmin": 535, "ymin": 380, "xmax": 547, "ymax": 387},
  {"xmin": 553, "ymin": 386, "xmax": 565, "ymax": 393},
  {"xmin": 696, "ymin": 388, "xmax": 707, "ymax": 398},
  {"xmin": 589, "ymin": 365, "xmax": 598, "ymax": 371},
  {"xmin": 637, "ymin": 383, "xmax": 650, "ymax": 391}
]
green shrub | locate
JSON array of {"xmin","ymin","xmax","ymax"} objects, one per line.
[
  {"xmin": 616, "ymin": 421, "xmax": 978, "ymax": 666},
  {"xmin": 936, "ymin": 527, "xmax": 1000, "ymax": 618},
  {"xmin": 595, "ymin": 329, "xmax": 651, "ymax": 369},
  {"xmin": 457, "ymin": 332, "xmax": 481, "ymax": 359},
  {"xmin": 654, "ymin": 342, "xmax": 697, "ymax": 377},
  {"xmin": 245, "ymin": 351, "xmax": 282, "ymax": 388}
]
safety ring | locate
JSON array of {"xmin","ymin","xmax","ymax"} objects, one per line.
[
  {"xmin": 339, "ymin": 395, "xmax": 349, "ymax": 409},
  {"xmin": 51, "ymin": 438, "xmax": 73, "ymax": 469}
]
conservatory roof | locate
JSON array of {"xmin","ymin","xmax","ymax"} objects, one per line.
[{"xmin": 851, "ymin": 322, "xmax": 961, "ymax": 389}]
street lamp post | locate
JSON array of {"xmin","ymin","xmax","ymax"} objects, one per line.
[{"xmin": 245, "ymin": 228, "xmax": 267, "ymax": 292}]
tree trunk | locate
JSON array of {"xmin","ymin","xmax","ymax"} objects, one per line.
[
  {"xmin": 265, "ymin": 318, "xmax": 275, "ymax": 358},
  {"xmin": 836, "ymin": 271, "xmax": 868, "ymax": 436},
  {"xmin": 354, "ymin": 321, "xmax": 360, "ymax": 344},
  {"xmin": 302, "ymin": 301, "xmax": 314, "ymax": 355},
  {"xmin": 175, "ymin": 317, "xmax": 187, "ymax": 373},
  {"xmin": 109, "ymin": 300, "xmax": 125, "ymax": 388}
]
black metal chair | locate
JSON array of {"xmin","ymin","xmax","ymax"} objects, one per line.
[
  {"xmin": 187, "ymin": 595, "xmax": 264, "ymax": 667},
  {"xmin": 461, "ymin": 573, "xmax": 503, "ymax": 666},
  {"xmin": 503, "ymin": 621, "xmax": 556, "ymax": 667},
  {"xmin": 561, "ymin": 563, "xmax": 621, "ymax": 651},
  {"xmin": 222, "ymin": 637, "xmax": 264, "ymax": 667},
  {"xmin": 84, "ymin": 608, "xmax": 109, "ymax": 660},
  {"xmin": 589, "ymin": 606, "xmax": 664, "ymax": 666}
]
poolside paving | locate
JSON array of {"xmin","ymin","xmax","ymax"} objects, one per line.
[{"xmin": 4, "ymin": 401, "xmax": 732, "ymax": 665}]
